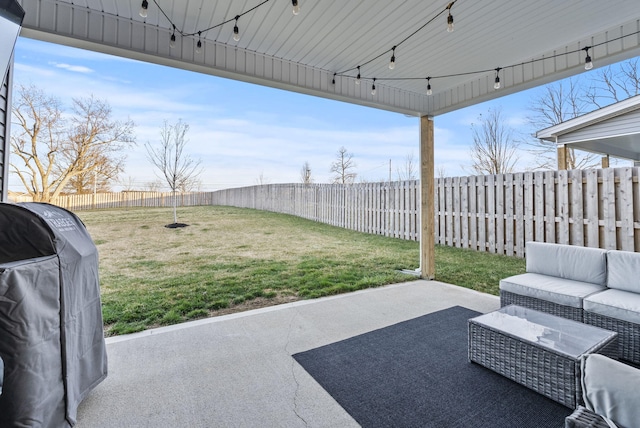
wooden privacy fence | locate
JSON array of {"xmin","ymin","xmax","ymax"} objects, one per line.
[
  {"xmin": 10, "ymin": 191, "xmax": 216, "ymax": 211},
  {"xmin": 210, "ymin": 181, "xmax": 421, "ymax": 241},
  {"xmin": 211, "ymin": 167, "xmax": 640, "ymax": 254},
  {"xmin": 10, "ymin": 166, "xmax": 640, "ymax": 255},
  {"xmin": 436, "ymin": 167, "xmax": 640, "ymax": 255}
]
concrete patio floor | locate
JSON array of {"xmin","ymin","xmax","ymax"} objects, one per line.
[{"xmin": 76, "ymin": 280, "xmax": 500, "ymax": 427}]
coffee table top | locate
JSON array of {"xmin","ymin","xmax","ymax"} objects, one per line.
[{"xmin": 469, "ymin": 305, "xmax": 617, "ymax": 359}]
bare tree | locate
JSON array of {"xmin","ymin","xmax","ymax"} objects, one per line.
[
  {"xmin": 177, "ymin": 178, "xmax": 201, "ymax": 193},
  {"xmin": 330, "ymin": 146, "xmax": 357, "ymax": 184},
  {"xmin": 468, "ymin": 108, "xmax": 519, "ymax": 175},
  {"xmin": 145, "ymin": 180, "xmax": 164, "ymax": 192},
  {"xmin": 584, "ymin": 58, "xmax": 640, "ymax": 108},
  {"xmin": 436, "ymin": 166, "xmax": 447, "ymax": 179},
  {"xmin": 527, "ymin": 79, "xmax": 599, "ymax": 169},
  {"xmin": 10, "ymin": 85, "xmax": 135, "ymax": 202},
  {"xmin": 396, "ymin": 152, "xmax": 417, "ymax": 181},
  {"xmin": 300, "ymin": 161, "xmax": 313, "ymax": 184},
  {"xmin": 255, "ymin": 172, "xmax": 270, "ymax": 185},
  {"xmin": 120, "ymin": 176, "xmax": 138, "ymax": 192},
  {"xmin": 145, "ymin": 120, "xmax": 202, "ymax": 226}
]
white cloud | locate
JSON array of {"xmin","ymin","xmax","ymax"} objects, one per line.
[{"xmin": 50, "ymin": 62, "xmax": 94, "ymax": 73}]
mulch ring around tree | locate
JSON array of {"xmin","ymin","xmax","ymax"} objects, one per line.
[{"xmin": 164, "ymin": 223, "xmax": 189, "ymax": 229}]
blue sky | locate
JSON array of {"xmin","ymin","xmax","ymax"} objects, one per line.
[{"xmin": 10, "ymin": 36, "xmax": 573, "ymax": 191}]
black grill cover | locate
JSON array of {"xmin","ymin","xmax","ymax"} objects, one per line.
[{"xmin": 0, "ymin": 202, "xmax": 107, "ymax": 427}]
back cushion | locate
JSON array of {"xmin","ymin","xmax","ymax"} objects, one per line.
[
  {"xmin": 525, "ymin": 241, "xmax": 607, "ymax": 286},
  {"xmin": 607, "ymin": 250, "xmax": 640, "ymax": 292},
  {"xmin": 582, "ymin": 354, "xmax": 640, "ymax": 428}
]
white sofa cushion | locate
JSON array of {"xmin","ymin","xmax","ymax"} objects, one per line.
[
  {"xmin": 581, "ymin": 354, "xmax": 640, "ymax": 428},
  {"xmin": 583, "ymin": 289, "xmax": 640, "ymax": 325},
  {"xmin": 525, "ymin": 241, "xmax": 607, "ymax": 286},
  {"xmin": 606, "ymin": 250, "xmax": 640, "ymax": 293},
  {"xmin": 499, "ymin": 273, "xmax": 606, "ymax": 308}
]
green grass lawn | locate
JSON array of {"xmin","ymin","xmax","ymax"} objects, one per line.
[{"xmin": 78, "ymin": 205, "xmax": 525, "ymax": 335}]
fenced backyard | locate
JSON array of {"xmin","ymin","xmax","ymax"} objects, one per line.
[{"xmin": 11, "ymin": 166, "xmax": 640, "ymax": 255}]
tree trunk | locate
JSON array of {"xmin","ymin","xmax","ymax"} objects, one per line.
[{"xmin": 172, "ymin": 189, "xmax": 178, "ymax": 224}]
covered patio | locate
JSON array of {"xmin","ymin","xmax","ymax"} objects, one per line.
[
  {"xmin": 3, "ymin": 1, "xmax": 640, "ymax": 426},
  {"xmin": 75, "ymin": 280, "xmax": 501, "ymax": 427},
  {"xmin": 3, "ymin": 0, "xmax": 640, "ymax": 278}
]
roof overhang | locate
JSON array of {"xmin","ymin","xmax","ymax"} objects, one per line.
[
  {"xmin": 15, "ymin": 0, "xmax": 640, "ymax": 116},
  {"xmin": 536, "ymin": 95, "xmax": 640, "ymax": 161}
]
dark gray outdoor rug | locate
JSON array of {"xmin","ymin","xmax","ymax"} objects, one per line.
[{"xmin": 293, "ymin": 305, "xmax": 571, "ymax": 428}]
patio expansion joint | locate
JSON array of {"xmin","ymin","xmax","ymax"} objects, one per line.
[{"xmin": 284, "ymin": 309, "xmax": 309, "ymax": 428}]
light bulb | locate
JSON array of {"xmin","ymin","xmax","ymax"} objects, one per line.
[
  {"xmin": 292, "ymin": 0, "xmax": 300, "ymax": 15},
  {"xmin": 447, "ymin": 14, "xmax": 454, "ymax": 33},
  {"xmin": 494, "ymin": 76, "xmax": 501, "ymax": 89},
  {"xmin": 196, "ymin": 40, "xmax": 202, "ymax": 53},
  {"xmin": 233, "ymin": 25, "xmax": 240, "ymax": 42},
  {"xmin": 371, "ymin": 79, "xmax": 377, "ymax": 95},
  {"xmin": 139, "ymin": 0, "xmax": 148, "ymax": 18},
  {"xmin": 585, "ymin": 55, "xmax": 593, "ymax": 70},
  {"xmin": 355, "ymin": 67, "xmax": 361, "ymax": 85},
  {"xmin": 170, "ymin": 33, "xmax": 176, "ymax": 48},
  {"xmin": 427, "ymin": 84, "xmax": 432, "ymax": 95},
  {"xmin": 389, "ymin": 55, "xmax": 395, "ymax": 70}
]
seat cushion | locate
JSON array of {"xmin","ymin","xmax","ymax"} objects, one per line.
[
  {"xmin": 581, "ymin": 354, "xmax": 640, "ymax": 428},
  {"xmin": 583, "ymin": 289, "xmax": 640, "ymax": 325},
  {"xmin": 499, "ymin": 273, "xmax": 606, "ymax": 308},
  {"xmin": 606, "ymin": 250, "xmax": 640, "ymax": 293},
  {"xmin": 525, "ymin": 241, "xmax": 607, "ymax": 286}
]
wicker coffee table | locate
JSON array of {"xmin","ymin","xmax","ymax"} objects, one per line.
[{"xmin": 468, "ymin": 305, "xmax": 618, "ymax": 408}]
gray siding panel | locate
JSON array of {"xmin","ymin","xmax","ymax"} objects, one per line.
[
  {"xmin": 559, "ymin": 108, "xmax": 640, "ymax": 144},
  {"xmin": 0, "ymin": 64, "xmax": 9, "ymax": 202}
]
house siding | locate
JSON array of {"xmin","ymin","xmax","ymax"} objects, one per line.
[
  {"xmin": 0, "ymin": 63, "xmax": 11, "ymax": 202},
  {"xmin": 558, "ymin": 108, "xmax": 640, "ymax": 144}
]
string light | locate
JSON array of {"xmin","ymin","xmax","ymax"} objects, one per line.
[
  {"xmin": 446, "ymin": 2, "xmax": 454, "ymax": 33},
  {"xmin": 493, "ymin": 67, "xmax": 501, "ymax": 89},
  {"xmin": 144, "ymin": 0, "xmax": 273, "ymax": 53},
  {"xmin": 389, "ymin": 46, "xmax": 396, "ymax": 70},
  {"xmin": 143, "ymin": 0, "xmax": 637, "ymax": 98},
  {"xmin": 233, "ymin": 16, "xmax": 240, "ymax": 41},
  {"xmin": 170, "ymin": 25, "xmax": 176, "ymax": 48},
  {"xmin": 583, "ymin": 46, "xmax": 593, "ymax": 70},
  {"xmin": 139, "ymin": 0, "xmax": 149, "ymax": 18},
  {"xmin": 196, "ymin": 31, "xmax": 203, "ymax": 53},
  {"xmin": 371, "ymin": 78, "xmax": 377, "ymax": 95},
  {"xmin": 332, "ymin": 73, "xmax": 336, "ymax": 85},
  {"xmin": 335, "ymin": 1, "xmax": 457, "ymax": 84}
]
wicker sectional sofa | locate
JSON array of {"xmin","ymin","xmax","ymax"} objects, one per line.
[{"xmin": 500, "ymin": 241, "xmax": 640, "ymax": 365}]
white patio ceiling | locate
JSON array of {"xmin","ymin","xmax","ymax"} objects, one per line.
[{"xmin": 15, "ymin": 0, "xmax": 640, "ymax": 116}]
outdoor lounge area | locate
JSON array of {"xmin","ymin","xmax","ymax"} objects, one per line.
[
  {"xmin": 71, "ymin": 279, "xmax": 640, "ymax": 427},
  {"xmin": 71, "ymin": 281, "xmax": 507, "ymax": 427},
  {"xmin": 4, "ymin": 1, "xmax": 640, "ymax": 427}
]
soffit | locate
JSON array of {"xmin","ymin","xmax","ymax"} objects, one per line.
[{"xmin": 16, "ymin": 0, "xmax": 640, "ymax": 116}]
